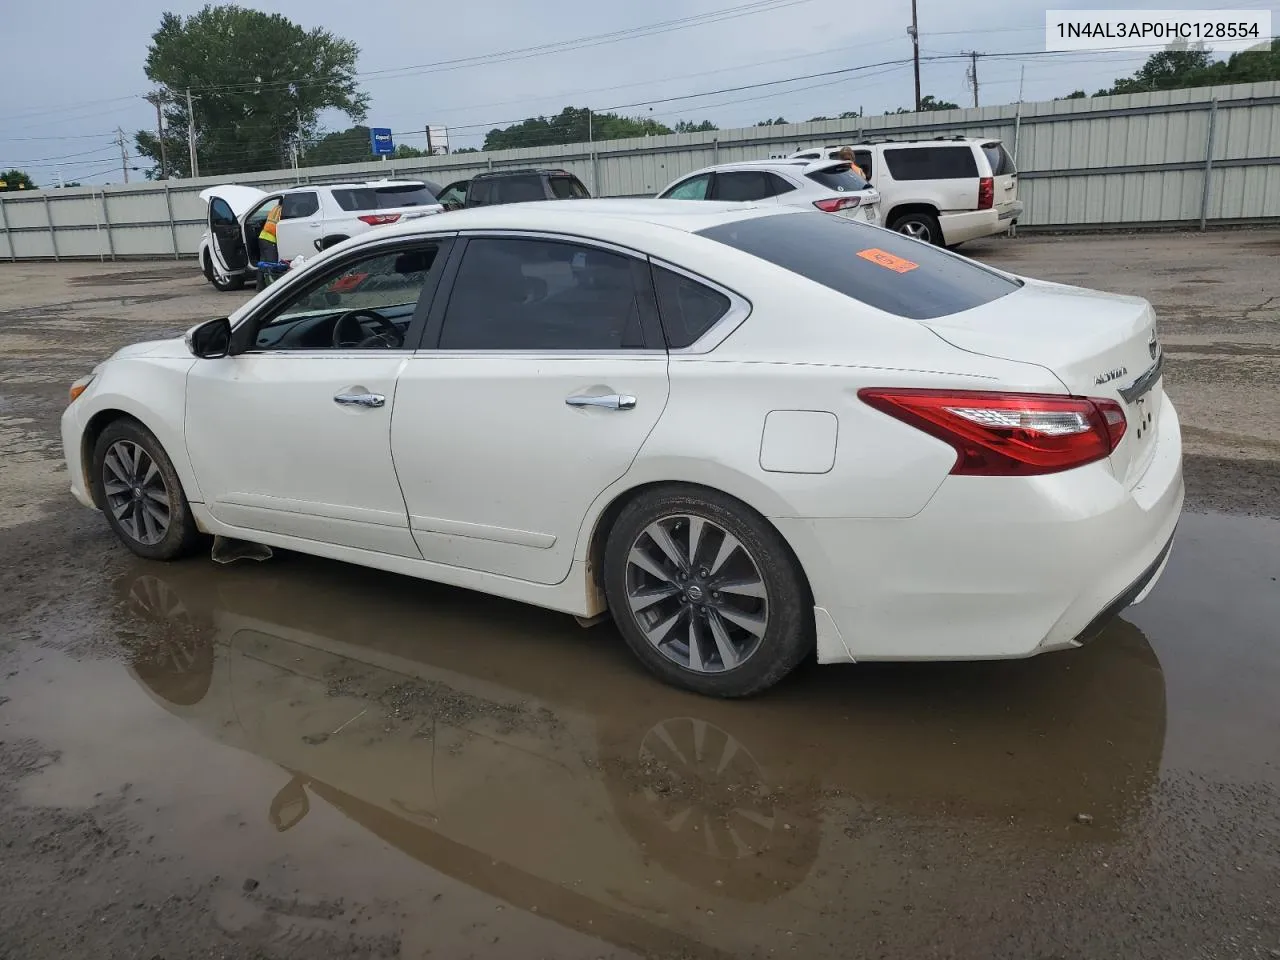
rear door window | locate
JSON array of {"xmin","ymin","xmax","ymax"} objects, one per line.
[
  {"xmin": 549, "ymin": 175, "xmax": 589, "ymax": 199},
  {"xmin": 854, "ymin": 150, "xmax": 874, "ymax": 179},
  {"xmin": 982, "ymin": 142, "xmax": 1016, "ymax": 176},
  {"xmin": 805, "ymin": 164, "xmax": 870, "ymax": 193},
  {"xmin": 883, "ymin": 146, "xmax": 979, "ymax": 181},
  {"xmin": 496, "ymin": 176, "xmax": 547, "ymax": 203},
  {"xmin": 712, "ymin": 171, "xmax": 776, "ymax": 202},
  {"xmin": 467, "ymin": 179, "xmax": 493, "ymax": 206},
  {"xmin": 696, "ymin": 212, "xmax": 1019, "ymax": 321},
  {"xmin": 663, "ymin": 173, "xmax": 712, "ymax": 200},
  {"xmin": 281, "ymin": 192, "xmax": 319, "ymax": 219}
]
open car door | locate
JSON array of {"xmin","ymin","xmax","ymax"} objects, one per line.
[{"xmin": 200, "ymin": 185, "xmax": 266, "ymax": 277}]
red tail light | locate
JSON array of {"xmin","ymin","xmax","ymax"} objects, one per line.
[
  {"xmin": 977, "ymin": 176, "xmax": 994, "ymax": 210},
  {"xmin": 358, "ymin": 213, "xmax": 402, "ymax": 226},
  {"xmin": 813, "ymin": 197, "xmax": 862, "ymax": 213},
  {"xmin": 858, "ymin": 388, "xmax": 1127, "ymax": 476}
]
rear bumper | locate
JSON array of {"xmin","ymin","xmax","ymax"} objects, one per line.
[
  {"xmin": 939, "ymin": 208, "xmax": 1005, "ymax": 244},
  {"xmin": 778, "ymin": 397, "xmax": 1184, "ymax": 664},
  {"xmin": 998, "ymin": 200, "xmax": 1024, "ymax": 222}
]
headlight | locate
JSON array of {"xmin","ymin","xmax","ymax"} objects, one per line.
[{"xmin": 68, "ymin": 374, "xmax": 95, "ymax": 405}]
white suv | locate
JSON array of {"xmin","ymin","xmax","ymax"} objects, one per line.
[
  {"xmin": 790, "ymin": 137, "xmax": 1021, "ymax": 246},
  {"xmin": 199, "ymin": 179, "xmax": 445, "ymax": 291},
  {"xmin": 656, "ymin": 158, "xmax": 882, "ymax": 225}
]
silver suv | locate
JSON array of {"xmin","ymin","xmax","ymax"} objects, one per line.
[
  {"xmin": 656, "ymin": 158, "xmax": 882, "ymax": 225},
  {"xmin": 790, "ymin": 137, "xmax": 1021, "ymax": 245}
]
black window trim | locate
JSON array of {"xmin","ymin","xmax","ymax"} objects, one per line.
[
  {"xmin": 227, "ymin": 233, "xmax": 458, "ymax": 356},
  {"xmin": 648, "ymin": 257, "xmax": 752, "ymax": 356},
  {"xmin": 420, "ymin": 229, "xmax": 668, "ymax": 356}
]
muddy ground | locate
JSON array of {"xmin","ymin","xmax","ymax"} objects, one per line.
[{"xmin": 0, "ymin": 233, "xmax": 1277, "ymax": 959}]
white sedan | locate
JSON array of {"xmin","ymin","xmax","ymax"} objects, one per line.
[{"xmin": 61, "ymin": 200, "xmax": 1183, "ymax": 697}]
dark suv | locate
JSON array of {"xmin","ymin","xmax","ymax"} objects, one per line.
[{"xmin": 436, "ymin": 169, "xmax": 591, "ymax": 210}]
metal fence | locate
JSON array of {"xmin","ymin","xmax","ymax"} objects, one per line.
[{"xmin": 2, "ymin": 80, "xmax": 1278, "ymax": 261}]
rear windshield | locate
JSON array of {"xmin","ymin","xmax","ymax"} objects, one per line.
[
  {"xmin": 805, "ymin": 164, "xmax": 870, "ymax": 193},
  {"xmin": 883, "ymin": 146, "xmax": 979, "ymax": 181},
  {"xmin": 696, "ymin": 212, "xmax": 1020, "ymax": 320},
  {"xmin": 982, "ymin": 141, "xmax": 1016, "ymax": 176},
  {"xmin": 332, "ymin": 184, "xmax": 439, "ymax": 211},
  {"xmin": 549, "ymin": 175, "xmax": 589, "ymax": 199}
]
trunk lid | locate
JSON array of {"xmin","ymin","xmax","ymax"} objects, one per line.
[
  {"xmin": 924, "ymin": 278, "xmax": 1164, "ymax": 488},
  {"xmin": 980, "ymin": 141, "xmax": 1019, "ymax": 217}
]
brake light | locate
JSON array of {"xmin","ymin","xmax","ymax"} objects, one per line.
[
  {"xmin": 358, "ymin": 213, "xmax": 402, "ymax": 226},
  {"xmin": 978, "ymin": 176, "xmax": 994, "ymax": 210},
  {"xmin": 858, "ymin": 388, "xmax": 1127, "ymax": 476},
  {"xmin": 813, "ymin": 197, "xmax": 862, "ymax": 213}
]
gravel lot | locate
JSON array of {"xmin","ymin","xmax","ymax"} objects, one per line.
[{"xmin": 0, "ymin": 232, "xmax": 1277, "ymax": 959}]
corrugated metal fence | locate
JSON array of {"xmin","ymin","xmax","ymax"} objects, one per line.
[{"xmin": 2, "ymin": 80, "xmax": 1278, "ymax": 261}]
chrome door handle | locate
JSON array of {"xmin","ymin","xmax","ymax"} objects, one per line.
[
  {"xmin": 334, "ymin": 392, "xmax": 385, "ymax": 408},
  {"xmin": 565, "ymin": 394, "xmax": 636, "ymax": 410}
]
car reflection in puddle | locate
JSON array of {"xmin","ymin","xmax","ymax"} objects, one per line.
[{"xmin": 114, "ymin": 554, "xmax": 1166, "ymax": 957}]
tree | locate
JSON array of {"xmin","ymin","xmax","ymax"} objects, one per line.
[
  {"xmin": 673, "ymin": 119, "xmax": 717, "ymax": 133},
  {"xmin": 1057, "ymin": 90, "xmax": 1088, "ymax": 100},
  {"xmin": 482, "ymin": 107, "xmax": 671, "ymax": 151},
  {"xmin": 756, "ymin": 117, "xmax": 788, "ymax": 126},
  {"xmin": 134, "ymin": 4, "xmax": 368, "ymax": 178},
  {"xmin": 453, "ymin": 147, "xmax": 479, "ymax": 154},
  {"xmin": 0, "ymin": 169, "xmax": 35, "ymax": 191},
  {"xmin": 892, "ymin": 95, "xmax": 961, "ymax": 114},
  {"xmin": 300, "ymin": 125, "xmax": 370, "ymax": 167},
  {"xmin": 1094, "ymin": 39, "xmax": 1280, "ymax": 95}
]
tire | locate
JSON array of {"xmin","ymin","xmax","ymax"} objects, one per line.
[
  {"xmin": 208, "ymin": 254, "xmax": 245, "ymax": 292},
  {"xmin": 602, "ymin": 485, "xmax": 814, "ymax": 698},
  {"xmin": 92, "ymin": 418, "xmax": 203, "ymax": 561},
  {"xmin": 889, "ymin": 210, "xmax": 942, "ymax": 246},
  {"xmin": 201, "ymin": 250, "xmax": 214, "ymax": 282}
]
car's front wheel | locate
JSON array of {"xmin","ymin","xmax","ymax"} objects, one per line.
[
  {"xmin": 92, "ymin": 419, "xmax": 203, "ymax": 561},
  {"xmin": 205, "ymin": 251, "xmax": 244, "ymax": 292},
  {"xmin": 603, "ymin": 485, "xmax": 814, "ymax": 698}
]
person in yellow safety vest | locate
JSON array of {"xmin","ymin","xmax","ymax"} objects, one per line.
[
  {"xmin": 837, "ymin": 146, "xmax": 867, "ymax": 181},
  {"xmin": 258, "ymin": 201, "xmax": 282, "ymax": 265}
]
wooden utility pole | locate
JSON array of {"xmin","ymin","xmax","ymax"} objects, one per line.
[
  {"xmin": 145, "ymin": 91, "xmax": 168, "ymax": 179},
  {"xmin": 966, "ymin": 51, "xmax": 982, "ymax": 108},
  {"xmin": 115, "ymin": 128, "xmax": 130, "ymax": 184},
  {"xmin": 909, "ymin": 0, "xmax": 921, "ymax": 112}
]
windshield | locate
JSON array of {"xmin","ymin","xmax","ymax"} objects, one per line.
[
  {"xmin": 332, "ymin": 184, "xmax": 439, "ymax": 211},
  {"xmin": 696, "ymin": 212, "xmax": 1020, "ymax": 320}
]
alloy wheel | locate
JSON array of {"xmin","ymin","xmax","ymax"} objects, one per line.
[
  {"xmin": 103, "ymin": 440, "xmax": 171, "ymax": 545},
  {"xmin": 625, "ymin": 514, "xmax": 769, "ymax": 674},
  {"xmin": 898, "ymin": 220, "xmax": 930, "ymax": 242}
]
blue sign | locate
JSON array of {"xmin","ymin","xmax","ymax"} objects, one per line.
[{"xmin": 369, "ymin": 127, "xmax": 394, "ymax": 156}]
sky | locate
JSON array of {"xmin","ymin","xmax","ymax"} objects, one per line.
[{"xmin": 1, "ymin": 0, "xmax": 1276, "ymax": 186}]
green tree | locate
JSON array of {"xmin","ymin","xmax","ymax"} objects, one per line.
[
  {"xmin": 0, "ymin": 168, "xmax": 35, "ymax": 191},
  {"xmin": 300, "ymin": 125, "xmax": 370, "ymax": 166},
  {"xmin": 453, "ymin": 147, "xmax": 479, "ymax": 154},
  {"xmin": 482, "ymin": 107, "xmax": 671, "ymax": 151},
  {"xmin": 1057, "ymin": 90, "xmax": 1088, "ymax": 100},
  {"xmin": 756, "ymin": 116, "xmax": 789, "ymax": 126},
  {"xmin": 135, "ymin": 4, "xmax": 368, "ymax": 178},
  {"xmin": 673, "ymin": 119, "xmax": 718, "ymax": 133},
  {"xmin": 893, "ymin": 95, "xmax": 961, "ymax": 113}
]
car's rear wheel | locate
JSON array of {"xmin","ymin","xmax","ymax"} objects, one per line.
[
  {"xmin": 93, "ymin": 419, "xmax": 203, "ymax": 561},
  {"xmin": 603, "ymin": 485, "xmax": 813, "ymax": 698},
  {"xmin": 890, "ymin": 211, "xmax": 942, "ymax": 245}
]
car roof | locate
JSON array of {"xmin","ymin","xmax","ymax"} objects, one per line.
[
  {"xmin": 674, "ymin": 157, "xmax": 850, "ymax": 180},
  {"xmin": 370, "ymin": 198, "xmax": 785, "ymax": 241},
  {"xmin": 472, "ymin": 168, "xmax": 580, "ymax": 179}
]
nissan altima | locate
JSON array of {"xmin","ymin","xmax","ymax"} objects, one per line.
[{"xmin": 61, "ymin": 200, "xmax": 1183, "ymax": 697}]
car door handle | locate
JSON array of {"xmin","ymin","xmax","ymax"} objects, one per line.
[
  {"xmin": 565, "ymin": 394, "xmax": 636, "ymax": 410},
  {"xmin": 334, "ymin": 392, "xmax": 386, "ymax": 408}
]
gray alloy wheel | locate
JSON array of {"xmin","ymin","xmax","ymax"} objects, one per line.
[
  {"xmin": 102, "ymin": 440, "xmax": 171, "ymax": 546},
  {"xmin": 890, "ymin": 210, "xmax": 942, "ymax": 246},
  {"xmin": 625, "ymin": 514, "xmax": 769, "ymax": 674}
]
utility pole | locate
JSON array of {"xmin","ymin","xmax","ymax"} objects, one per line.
[
  {"xmin": 965, "ymin": 51, "xmax": 982, "ymax": 108},
  {"xmin": 908, "ymin": 0, "xmax": 921, "ymax": 112},
  {"xmin": 115, "ymin": 128, "xmax": 130, "ymax": 184},
  {"xmin": 145, "ymin": 91, "xmax": 168, "ymax": 179},
  {"xmin": 185, "ymin": 88, "xmax": 200, "ymax": 179}
]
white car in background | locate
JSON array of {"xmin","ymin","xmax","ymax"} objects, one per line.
[
  {"xmin": 63, "ymin": 200, "xmax": 1181, "ymax": 698},
  {"xmin": 791, "ymin": 137, "xmax": 1022, "ymax": 246},
  {"xmin": 199, "ymin": 179, "xmax": 445, "ymax": 291},
  {"xmin": 656, "ymin": 159, "xmax": 882, "ymax": 225}
]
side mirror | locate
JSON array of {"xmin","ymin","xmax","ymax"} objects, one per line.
[{"xmin": 185, "ymin": 317, "xmax": 232, "ymax": 359}]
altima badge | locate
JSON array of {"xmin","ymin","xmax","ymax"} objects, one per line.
[{"xmin": 1095, "ymin": 367, "xmax": 1128, "ymax": 385}]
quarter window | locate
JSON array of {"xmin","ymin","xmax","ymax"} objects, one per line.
[
  {"xmin": 883, "ymin": 146, "xmax": 979, "ymax": 181},
  {"xmin": 652, "ymin": 266, "xmax": 732, "ymax": 348},
  {"xmin": 439, "ymin": 238, "xmax": 650, "ymax": 351},
  {"xmin": 248, "ymin": 244, "xmax": 442, "ymax": 351}
]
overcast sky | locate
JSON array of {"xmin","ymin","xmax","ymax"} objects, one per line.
[{"xmin": 1, "ymin": 0, "xmax": 1275, "ymax": 185}]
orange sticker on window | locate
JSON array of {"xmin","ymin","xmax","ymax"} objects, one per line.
[{"xmin": 857, "ymin": 248, "xmax": 919, "ymax": 273}]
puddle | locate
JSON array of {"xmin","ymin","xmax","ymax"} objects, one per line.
[{"xmin": 1, "ymin": 512, "xmax": 1278, "ymax": 957}]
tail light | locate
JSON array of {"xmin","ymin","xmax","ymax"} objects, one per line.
[
  {"xmin": 977, "ymin": 176, "xmax": 994, "ymax": 210},
  {"xmin": 858, "ymin": 388, "xmax": 1127, "ymax": 476},
  {"xmin": 358, "ymin": 213, "xmax": 402, "ymax": 226},
  {"xmin": 814, "ymin": 197, "xmax": 861, "ymax": 213}
]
